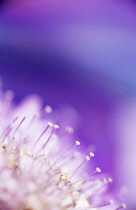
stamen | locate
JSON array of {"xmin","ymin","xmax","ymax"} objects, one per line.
[
  {"xmin": 92, "ymin": 200, "xmax": 114, "ymax": 208},
  {"xmin": 33, "ymin": 122, "xmax": 53, "ymax": 148},
  {"xmin": 89, "ymin": 177, "xmax": 113, "ymax": 197},
  {"xmin": 73, "ymin": 167, "xmax": 101, "ymax": 185},
  {"xmin": 20, "ymin": 113, "xmax": 40, "ymax": 145},
  {"xmin": 12, "ymin": 116, "xmax": 20, "ymax": 123},
  {"xmin": 34, "ymin": 124, "xmax": 58, "ymax": 157},
  {"xmin": 53, "ymin": 141, "xmax": 80, "ymax": 165},
  {"xmin": 13, "ymin": 116, "xmax": 27, "ymax": 137},
  {"xmin": 42, "ymin": 124, "xmax": 59, "ymax": 149},
  {"xmin": 69, "ymin": 155, "xmax": 92, "ymax": 180},
  {"xmin": 60, "ymin": 126, "xmax": 74, "ymax": 138},
  {"xmin": 114, "ymin": 203, "xmax": 127, "ymax": 210},
  {"xmin": 1, "ymin": 116, "xmax": 19, "ymax": 142},
  {"xmin": 28, "ymin": 112, "xmax": 39, "ymax": 128},
  {"xmin": 34, "ymin": 154, "xmax": 44, "ymax": 161},
  {"xmin": 1, "ymin": 125, "xmax": 13, "ymax": 143}
]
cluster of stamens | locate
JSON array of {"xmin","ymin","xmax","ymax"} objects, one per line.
[{"xmin": 0, "ymin": 91, "xmax": 126, "ymax": 210}]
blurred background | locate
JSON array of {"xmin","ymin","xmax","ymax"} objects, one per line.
[{"xmin": 0, "ymin": 0, "xmax": 136, "ymax": 209}]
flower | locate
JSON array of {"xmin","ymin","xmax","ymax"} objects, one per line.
[{"xmin": 0, "ymin": 90, "xmax": 126, "ymax": 210}]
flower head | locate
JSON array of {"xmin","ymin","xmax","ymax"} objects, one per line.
[{"xmin": 0, "ymin": 90, "xmax": 126, "ymax": 210}]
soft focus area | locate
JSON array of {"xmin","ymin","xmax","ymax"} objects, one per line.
[{"xmin": 0, "ymin": 0, "xmax": 136, "ymax": 209}]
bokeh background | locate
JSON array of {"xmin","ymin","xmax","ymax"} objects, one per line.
[{"xmin": 0, "ymin": 0, "xmax": 136, "ymax": 209}]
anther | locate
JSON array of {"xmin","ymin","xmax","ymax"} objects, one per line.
[
  {"xmin": 45, "ymin": 105, "xmax": 52, "ymax": 114},
  {"xmin": 66, "ymin": 126, "xmax": 74, "ymax": 134},
  {"xmin": 103, "ymin": 177, "xmax": 113, "ymax": 184},
  {"xmin": 96, "ymin": 167, "xmax": 101, "ymax": 173},
  {"xmin": 114, "ymin": 203, "xmax": 126, "ymax": 210},
  {"xmin": 54, "ymin": 124, "xmax": 59, "ymax": 129},
  {"xmin": 76, "ymin": 141, "xmax": 80, "ymax": 145},
  {"xmin": 90, "ymin": 152, "xmax": 95, "ymax": 157}
]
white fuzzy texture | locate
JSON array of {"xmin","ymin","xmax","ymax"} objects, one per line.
[{"xmin": 0, "ymin": 92, "xmax": 121, "ymax": 210}]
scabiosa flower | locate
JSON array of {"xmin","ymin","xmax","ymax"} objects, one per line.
[{"xmin": 0, "ymin": 90, "xmax": 126, "ymax": 210}]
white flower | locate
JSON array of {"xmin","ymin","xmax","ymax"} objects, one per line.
[{"xmin": 0, "ymin": 91, "xmax": 126, "ymax": 210}]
